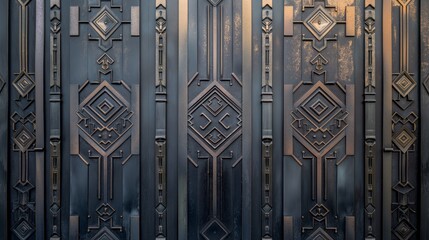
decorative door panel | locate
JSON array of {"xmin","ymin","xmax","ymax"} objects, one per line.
[
  {"xmin": 7, "ymin": 0, "xmax": 44, "ymax": 239},
  {"xmin": 2, "ymin": 0, "xmax": 429, "ymax": 239},
  {"xmin": 182, "ymin": 0, "xmax": 244, "ymax": 239},
  {"xmin": 283, "ymin": 0, "xmax": 360, "ymax": 239},
  {"xmin": 383, "ymin": 0, "xmax": 420, "ymax": 239},
  {"xmin": 67, "ymin": 0, "xmax": 141, "ymax": 239}
]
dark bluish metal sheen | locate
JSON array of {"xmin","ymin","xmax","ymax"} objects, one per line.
[
  {"xmin": 0, "ymin": 0, "xmax": 428, "ymax": 239},
  {"xmin": 421, "ymin": 1, "xmax": 429, "ymax": 239},
  {"xmin": 0, "ymin": 0, "xmax": 9, "ymax": 238}
]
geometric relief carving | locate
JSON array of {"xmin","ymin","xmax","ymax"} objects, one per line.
[
  {"xmin": 78, "ymin": 81, "xmax": 133, "ymax": 154},
  {"xmin": 13, "ymin": 126, "xmax": 36, "ymax": 152},
  {"xmin": 10, "ymin": 0, "xmax": 36, "ymax": 236},
  {"xmin": 285, "ymin": 1, "xmax": 356, "ymax": 238},
  {"xmin": 207, "ymin": 0, "xmax": 223, "ymax": 7},
  {"xmin": 90, "ymin": 227, "xmax": 119, "ymax": 240},
  {"xmin": 200, "ymin": 218, "xmax": 229, "ymax": 240},
  {"xmin": 389, "ymin": 0, "xmax": 418, "ymax": 238},
  {"xmin": 304, "ymin": 6, "xmax": 336, "ymax": 41},
  {"xmin": 188, "ymin": 85, "xmax": 242, "ymax": 152},
  {"xmin": 96, "ymin": 203, "xmax": 116, "ymax": 221},
  {"xmin": 13, "ymin": 72, "xmax": 35, "ymax": 97},
  {"xmin": 90, "ymin": 6, "xmax": 121, "ymax": 41},
  {"xmin": 393, "ymin": 220, "xmax": 416, "ymax": 240},
  {"xmin": 12, "ymin": 219, "xmax": 35, "ymax": 240},
  {"xmin": 393, "ymin": 71, "xmax": 416, "ymax": 97},
  {"xmin": 309, "ymin": 203, "xmax": 330, "ymax": 221},
  {"xmin": 187, "ymin": 0, "xmax": 242, "ymax": 238},
  {"xmin": 392, "ymin": 127, "xmax": 416, "ymax": 153},
  {"xmin": 305, "ymin": 228, "xmax": 334, "ymax": 240},
  {"xmin": 292, "ymin": 82, "xmax": 348, "ymax": 152}
]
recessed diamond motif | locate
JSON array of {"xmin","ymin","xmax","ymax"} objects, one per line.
[
  {"xmin": 90, "ymin": 6, "xmax": 121, "ymax": 40},
  {"xmin": 97, "ymin": 99, "xmax": 115, "ymax": 116},
  {"xmin": 201, "ymin": 218, "xmax": 229, "ymax": 240},
  {"xmin": 393, "ymin": 127, "xmax": 416, "ymax": 153},
  {"xmin": 156, "ymin": 203, "xmax": 166, "ymax": 214},
  {"xmin": 13, "ymin": 127, "xmax": 35, "ymax": 152},
  {"xmin": 13, "ymin": 219, "xmax": 34, "ymax": 240},
  {"xmin": 13, "ymin": 72, "xmax": 35, "ymax": 97},
  {"xmin": 310, "ymin": 99, "xmax": 329, "ymax": 116},
  {"xmin": 393, "ymin": 71, "xmax": 416, "ymax": 97},
  {"xmin": 365, "ymin": 203, "xmax": 375, "ymax": 214},
  {"xmin": 300, "ymin": 87, "xmax": 341, "ymax": 124},
  {"xmin": 262, "ymin": 203, "xmax": 272, "ymax": 213},
  {"xmin": 87, "ymin": 90, "xmax": 124, "ymax": 124},
  {"xmin": 304, "ymin": 6, "xmax": 336, "ymax": 41},
  {"xmin": 393, "ymin": 220, "xmax": 415, "ymax": 240}
]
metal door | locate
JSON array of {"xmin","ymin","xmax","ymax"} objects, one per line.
[
  {"xmin": 1, "ymin": 0, "xmax": 429, "ymax": 239},
  {"xmin": 282, "ymin": 0, "xmax": 363, "ymax": 239}
]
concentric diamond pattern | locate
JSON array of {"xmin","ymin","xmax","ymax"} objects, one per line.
[
  {"xmin": 13, "ymin": 126, "xmax": 35, "ymax": 152},
  {"xmin": 393, "ymin": 71, "xmax": 416, "ymax": 97},
  {"xmin": 393, "ymin": 127, "xmax": 416, "ymax": 153},
  {"xmin": 78, "ymin": 81, "xmax": 132, "ymax": 152},
  {"xmin": 90, "ymin": 6, "xmax": 121, "ymax": 40},
  {"xmin": 13, "ymin": 219, "xmax": 34, "ymax": 240},
  {"xmin": 13, "ymin": 72, "xmax": 35, "ymax": 97},
  {"xmin": 393, "ymin": 220, "xmax": 415, "ymax": 240},
  {"xmin": 292, "ymin": 82, "xmax": 347, "ymax": 152},
  {"xmin": 304, "ymin": 6, "xmax": 336, "ymax": 41}
]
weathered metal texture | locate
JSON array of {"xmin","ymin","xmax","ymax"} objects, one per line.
[
  {"xmin": 283, "ymin": 0, "xmax": 360, "ymax": 239},
  {"xmin": 421, "ymin": 0, "xmax": 429, "ymax": 239},
  {"xmin": 364, "ymin": 0, "xmax": 376, "ymax": 239},
  {"xmin": 48, "ymin": 0, "xmax": 62, "ymax": 239},
  {"xmin": 9, "ymin": 0, "xmax": 41, "ymax": 239},
  {"xmin": 386, "ymin": 0, "xmax": 420, "ymax": 239},
  {"xmin": 1, "ymin": 0, "xmax": 429, "ymax": 239},
  {"xmin": 0, "ymin": 0, "xmax": 9, "ymax": 238},
  {"xmin": 183, "ymin": 0, "xmax": 246, "ymax": 238},
  {"xmin": 261, "ymin": 0, "xmax": 274, "ymax": 239},
  {"xmin": 155, "ymin": 0, "xmax": 168, "ymax": 238},
  {"xmin": 68, "ymin": 1, "xmax": 140, "ymax": 239},
  {"xmin": 382, "ymin": 0, "xmax": 393, "ymax": 238}
]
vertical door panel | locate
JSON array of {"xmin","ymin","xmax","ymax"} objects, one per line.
[
  {"xmin": 383, "ymin": 0, "xmax": 420, "ymax": 239},
  {"xmin": 68, "ymin": 0, "xmax": 140, "ymax": 239},
  {"xmin": 0, "ymin": 0, "xmax": 9, "ymax": 238},
  {"xmin": 283, "ymin": 0, "xmax": 361, "ymax": 239},
  {"xmin": 184, "ymin": 0, "xmax": 244, "ymax": 239},
  {"xmin": 421, "ymin": 1, "xmax": 429, "ymax": 239},
  {"xmin": 8, "ymin": 0, "xmax": 45, "ymax": 239}
]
